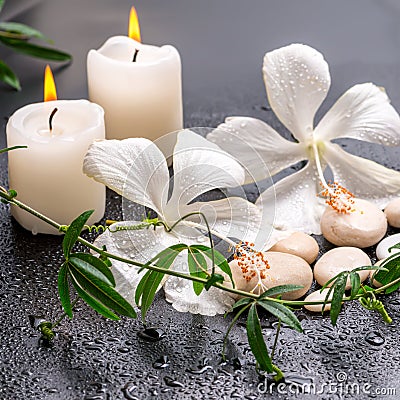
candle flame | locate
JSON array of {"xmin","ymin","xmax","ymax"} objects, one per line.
[
  {"xmin": 128, "ymin": 5, "xmax": 141, "ymax": 42},
  {"xmin": 44, "ymin": 65, "xmax": 57, "ymax": 102}
]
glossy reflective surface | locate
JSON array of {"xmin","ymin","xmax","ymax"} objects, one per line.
[{"xmin": 1, "ymin": 1, "xmax": 400, "ymax": 399}]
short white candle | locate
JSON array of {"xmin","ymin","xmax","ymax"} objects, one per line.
[
  {"xmin": 87, "ymin": 6, "xmax": 183, "ymax": 157},
  {"xmin": 6, "ymin": 98, "xmax": 106, "ymax": 234}
]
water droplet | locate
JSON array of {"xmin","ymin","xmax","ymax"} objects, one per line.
[
  {"xmin": 122, "ymin": 382, "xmax": 138, "ymax": 400},
  {"xmin": 153, "ymin": 355, "xmax": 170, "ymax": 369},
  {"xmin": 163, "ymin": 376, "xmax": 184, "ymax": 388},
  {"xmin": 117, "ymin": 347, "xmax": 130, "ymax": 353},
  {"xmin": 365, "ymin": 331, "xmax": 385, "ymax": 346},
  {"xmin": 137, "ymin": 327, "xmax": 166, "ymax": 342},
  {"xmin": 28, "ymin": 315, "xmax": 47, "ymax": 330}
]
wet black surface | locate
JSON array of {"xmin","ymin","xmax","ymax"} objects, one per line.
[{"xmin": 1, "ymin": 1, "xmax": 400, "ymax": 399}]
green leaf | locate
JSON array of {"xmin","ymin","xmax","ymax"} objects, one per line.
[
  {"xmin": 321, "ymin": 271, "xmax": 348, "ymax": 290},
  {"xmin": 230, "ymin": 297, "xmax": 252, "ymax": 313},
  {"xmin": 330, "ymin": 273, "xmax": 347, "ymax": 326},
  {"xmin": 0, "ymin": 145, "xmax": 27, "ymax": 154},
  {"xmin": 187, "ymin": 247, "xmax": 208, "ymax": 296},
  {"xmin": 205, "ymin": 273, "xmax": 224, "ymax": 290},
  {"xmin": 0, "ymin": 37, "xmax": 71, "ymax": 61},
  {"xmin": 71, "ymin": 253, "xmax": 115, "ymax": 287},
  {"xmin": 68, "ymin": 260, "xmax": 136, "ymax": 318},
  {"xmin": 69, "ymin": 275, "xmax": 120, "ymax": 320},
  {"xmin": 246, "ymin": 304, "xmax": 273, "ymax": 373},
  {"xmin": 0, "ymin": 0, "xmax": 4, "ymax": 13},
  {"xmin": 138, "ymin": 271, "xmax": 164, "ymax": 323},
  {"xmin": 349, "ymin": 272, "xmax": 361, "ymax": 300},
  {"xmin": 99, "ymin": 245, "xmax": 112, "ymax": 268},
  {"xmin": 135, "ymin": 244, "xmax": 187, "ymax": 322},
  {"xmin": 258, "ymin": 284, "xmax": 304, "ymax": 299},
  {"xmin": 135, "ymin": 270, "xmax": 151, "ymax": 305},
  {"xmin": 0, "ymin": 60, "xmax": 20, "ymax": 90},
  {"xmin": 144, "ymin": 243, "xmax": 188, "ymax": 271},
  {"xmin": 389, "ymin": 242, "xmax": 400, "ymax": 252},
  {"xmin": 58, "ymin": 263, "xmax": 72, "ymax": 318},
  {"xmin": 257, "ymin": 300, "xmax": 303, "ymax": 332},
  {"xmin": 62, "ymin": 210, "xmax": 94, "ymax": 258},
  {"xmin": 374, "ymin": 254, "xmax": 400, "ymax": 294},
  {"xmin": 0, "ymin": 22, "xmax": 48, "ymax": 41},
  {"xmin": 360, "ymin": 285, "xmax": 374, "ymax": 293},
  {"xmin": 191, "ymin": 245, "xmax": 234, "ymax": 287},
  {"xmin": 351, "ymin": 265, "xmax": 384, "ymax": 272}
]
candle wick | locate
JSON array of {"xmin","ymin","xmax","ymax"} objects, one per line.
[
  {"xmin": 132, "ymin": 49, "xmax": 139, "ymax": 62},
  {"xmin": 49, "ymin": 107, "xmax": 58, "ymax": 132}
]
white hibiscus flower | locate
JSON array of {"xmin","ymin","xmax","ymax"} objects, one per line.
[
  {"xmin": 83, "ymin": 130, "xmax": 263, "ymax": 315},
  {"xmin": 208, "ymin": 43, "xmax": 400, "ymax": 234}
]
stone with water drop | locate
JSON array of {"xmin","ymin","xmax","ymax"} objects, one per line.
[
  {"xmin": 313, "ymin": 247, "xmax": 370, "ymax": 289},
  {"xmin": 229, "ymin": 251, "xmax": 313, "ymax": 300},
  {"xmin": 269, "ymin": 232, "xmax": 319, "ymax": 264},
  {"xmin": 320, "ymin": 198, "xmax": 387, "ymax": 248},
  {"xmin": 375, "ymin": 233, "xmax": 400, "ymax": 260},
  {"xmin": 384, "ymin": 198, "xmax": 400, "ymax": 228},
  {"xmin": 304, "ymin": 288, "xmax": 333, "ymax": 312}
]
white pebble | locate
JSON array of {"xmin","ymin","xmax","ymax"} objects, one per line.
[
  {"xmin": 229, "ymin": 251, "xmax": 313, "ymax": 300},
  {"xmin": 304, "ymin": 288, "xmax": 333, "ymax": 312},
  {"xmin": 269, "ymin": 232, "xmax": 319, "ymax": 264},
  {"xmin": 320, "ymin": 198, "xmax": 387, "ymax": 248},
  {"xmin": 384, "ymin": 198, "xmax": 400, "ymax": 227},
  {"xmin": 376, "ymin": 233, "xmax": 400, "ymax": 260},
  {"xmin": 313, "ymin": 247, "xmax": 371, "ymax": 289}
]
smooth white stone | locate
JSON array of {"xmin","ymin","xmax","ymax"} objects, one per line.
[
  {"xmin": 269, "ymin": 232, "xmax": 319, "ymax": 264},
  {"xmin": 313, "ymin": 247, "xmax": 371, "ymax": 289},
  {"xmin": 320, "ymin": 198, "xmax": 387, "ymax": 248},
  {"xmin": 304, "ymin": 288, "xmax": 333, "ymax": 312},
  {"xmin": 229, "ymin": 251, "xmax": 313, "ymax": 300},
  {"xmin": 384, "ymin": 198, "xmax": 400, "ymax": 228},
  {"xmin": 376, "ymin": 233, "xmax": 400, "ymax": 260}
]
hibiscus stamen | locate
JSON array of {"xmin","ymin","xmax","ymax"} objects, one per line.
[
  {"xmin": 234, "ymin": 241, "xmax": 270, "ymax": 294},
  {"xmin": 312, "ymin": 143, "xmax": 355, "ymax": 214},
  {"xmin": 318, "ymin": 181, "xmax": 355, "ymax": 213}
]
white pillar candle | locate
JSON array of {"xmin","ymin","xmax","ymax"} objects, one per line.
[
  {"xmin": 6, "ymin": 99, "xmax": 106, "ymax": 234},
  {"xmin": 87, "ymin": 8, "xmax": 183, "ymax": 158}
]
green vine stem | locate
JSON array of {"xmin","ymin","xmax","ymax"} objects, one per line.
[
  {"xmin": 1, "ymin": 189, "xmax": 399, "ymax": 310},
  {"xmin": 271, "ymin": 319, "xmax": 281, "ymax": 360},
  {"xmin": 222, "ymin": 303, "xmax": 252, "ymax": 359},
  {"xmin": 51, "ymin": 297, "xmax": 80, "ymax": 329}
]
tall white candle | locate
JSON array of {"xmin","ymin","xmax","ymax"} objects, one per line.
[
  {"xmin": 6, "ymin": 99, "xmax": 106, "ymax": 234},
  {"xmin": 87, "ymin": 7, "xmax": 183, "ymax": 158}
]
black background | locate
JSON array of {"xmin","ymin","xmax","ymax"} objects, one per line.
[{"xmin": 1, "ymin": 1, "xmax": 400, "ymax": 399}]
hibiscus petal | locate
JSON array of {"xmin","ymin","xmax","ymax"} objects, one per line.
[
  {"xmin": 179, "ymin": 196, "xmax": 269, "ymax": 249},
  {"xmin": 164, "ymin": 130, "xmax": 245, "ymax": 218},
  {"xmin": 207, "ymin": 116, "xmax": 307, "ymax": 182},
  {"xmin": 163, "ymin": 252, "xmax": 235, "ymax": 316},
  {"xmin": 323, "ymin": 142, "xmax": 400, "ymax": 207},
  {"xmin": 164, "ymin": 278, "xmax": 235, "ymax": 315},
  {"xmin": 263, "ymin": 43, "xmax": 331, "ymax": 142},
  {"xmin": 314, "ymin": 83, "xmax": 400, "ymax": 145},
  {"xmin": 256, "ymin": 162, "xmax": 326, "ymax": 234},
  {"xmin": 93, "ymin": 222, "xmax": 177, "ymax": 305},
  {"xmin": 83, "ymin": 138, "xmax": 169, "ymax": 215}
]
